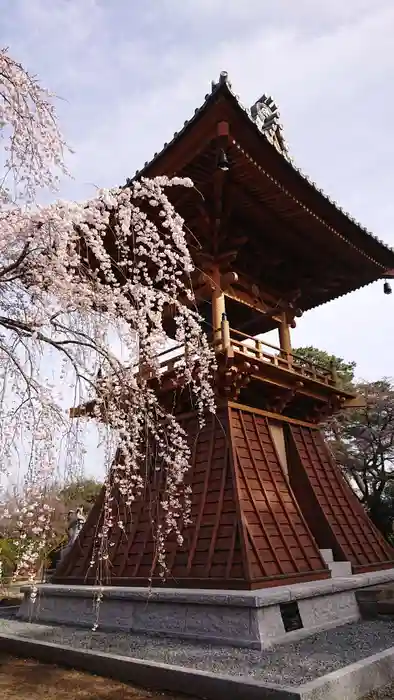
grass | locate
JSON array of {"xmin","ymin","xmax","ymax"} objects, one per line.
[{"xmin": 0, "ymin": 655, "xmax": 197, "ymax": 700}]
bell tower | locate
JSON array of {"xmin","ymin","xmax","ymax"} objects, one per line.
[{"xmin": 54, "ymin": 72, "xmax": 394, "ymax": 589}]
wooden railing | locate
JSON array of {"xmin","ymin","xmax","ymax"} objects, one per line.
[
  {"xmin": 154, "ymin": 326, "xmax": 338, "ymax": 388},
  {"xmin": 225, "ymin": 326, "xmax": 336, "ymax": 385},
  {"xmin": 155, "ymin": 344, "xmax": 185, "ymax": 374},
  {"xmin": 70, "ymin": 327, "xmax": 340, "ymax": 421}
]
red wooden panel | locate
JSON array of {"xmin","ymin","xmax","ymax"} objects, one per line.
[
  {"xmin": 54, "ymin": 406, "xmax": 330, "ymax": 589},
  {"xmin": 289, "ymin": 425, "xmax": 394, "ymax": 571},
  {"xmin": 229, "ymin": 408, "xmax": 328, "ymax": 582}
]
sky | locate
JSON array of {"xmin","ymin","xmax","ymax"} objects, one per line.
[{"xmin": 2, "ymin": 1, "xmax": 394, "ymax": 386}]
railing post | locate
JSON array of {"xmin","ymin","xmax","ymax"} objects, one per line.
[
  {"xmin": 256, "ymin": 339, "xmax": 263, "ymax": 359},
  {"xmin": 221, "ymin": 313, "xmax": 231, "ymax": 351}
]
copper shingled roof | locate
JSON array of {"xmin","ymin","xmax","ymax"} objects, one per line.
[{"xmin": 127, "ymin": 71, "xmax": 394, "ymax": 274}]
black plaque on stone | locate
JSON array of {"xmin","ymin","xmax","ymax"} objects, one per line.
[{"xmin": 279, "ymin": 601, "xmax": 303, "ymax": 632}]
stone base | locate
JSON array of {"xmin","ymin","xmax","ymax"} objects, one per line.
[{"xmin": 18, "ymin": 568, "xmax": 394, "ymax": 650}]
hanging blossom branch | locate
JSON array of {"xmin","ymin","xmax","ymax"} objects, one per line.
[
  {"xmin": 0, "ymin": 48, "xmax": 216, "ymax": 591},
  {"xmin": 1, "ymin": 177, "xmax": 217, "ymax": 586},
  {"xmin": 0, "ymin": 47, "xmax": 70, "ymax": 205},
  {"xmin": 0, "ymin": 46, "xmax": 72, "ymax": 586}
]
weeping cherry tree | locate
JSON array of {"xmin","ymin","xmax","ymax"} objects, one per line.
[{"xmin": 0, "ymin": 48, "xmax": 216, "ymax": 591}]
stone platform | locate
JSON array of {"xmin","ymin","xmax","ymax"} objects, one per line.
[{"xmin": 18, "ymin": 565, "xmax": 394, "ymax": 650}]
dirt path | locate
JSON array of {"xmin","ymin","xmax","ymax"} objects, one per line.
[{"xmin": 0, "ymin": 655, "xmax": 197, "ymax": 700}]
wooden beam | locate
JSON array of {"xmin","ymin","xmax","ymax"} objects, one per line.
[
  {"xmin": 228, "ymin": 401, "xmax": 319, "ymax": 429},
  {"xmin": 234, "ymin": 271, "xmax": 291, "ymax": 308},
  {"xmin": 225, "ymin": 286, "xmax": 269, "ymax": 316}
]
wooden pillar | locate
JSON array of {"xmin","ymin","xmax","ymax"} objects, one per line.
[
  {"xmin": 211, "ymin": 266, "xmax": 226, "ymax": 346},
  {"xmin": 278, "ymin": 312, "xmax": 292, "ymax": 366}
]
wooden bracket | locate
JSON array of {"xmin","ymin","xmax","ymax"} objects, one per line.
[
  {"xmin": 268, "ymin": 382, "xmax": 304, "ymax": 414},
  {"xmin": 215, "ymin": 355, "xmax": 258, "ymax": 400}
]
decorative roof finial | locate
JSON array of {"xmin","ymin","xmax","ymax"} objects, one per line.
[
  {"xmin": 250, "ymin": 94, "xmax": 290, "ymax": 159},
  {"xmin": 211, "ymin": 71, "xmax": 231, "ymax": 93}
]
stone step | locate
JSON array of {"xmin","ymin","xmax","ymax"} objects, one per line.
[
  {"xmin": 357, "ymin": 584, "xmax": 394, "ymax": 603},
  {"xmin": 376, "ymin": 600, "xmax": 394, "ymax": 615},
  {"xmin": 356, "ymin": 584, "xmax": 394, "ymax": 619},
  {"xmin": 319, "ymin": 548, "xmax": 334, "ymax": 564},
  {"xmin": 328, "ymin": 561, "xmax": 353, "ymax": 578},
  {"xmin": 359, "ymin": 602, "xmax": 394, "ymax": 619}
]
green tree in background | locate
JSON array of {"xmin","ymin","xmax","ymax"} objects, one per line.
[
  {"xmin": 294, "ymin": 346, "xmax": 356, "ymax": 389},
  {"xmin": 59, "ymin": 479, "xmax": 102, "ymax": 512},
  {"xmin": 294, "ymin": 346, "xmax": 394, "ymax": 541},
  {"xmin": 330, "ymin": 379, "xmax": 394, "ymax": 541}
]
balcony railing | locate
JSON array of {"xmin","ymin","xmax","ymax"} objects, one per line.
[
  {"xmin": 154, "ymin": 324, "xmax": 339, "ymax": 388},
  {"xmin": 224, "ymin": 327, "xmax": 337, "ymax": 386},
  {"xmin": 70, "ymin": 325, "xmax": 340, "ymax": 420}
]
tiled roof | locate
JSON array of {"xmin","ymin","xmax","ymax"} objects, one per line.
[{"xmin": 127, "ymin": 71, "xmax": 289, "ymax": 177}]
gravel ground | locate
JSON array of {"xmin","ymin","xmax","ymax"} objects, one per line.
[
  {"xmin": 362, "ymin": 683, "xmax": 394, "ymax": 699},
  {"xmin": 2, "ymin": 616, "xmax": 394, "ymax": 687}
]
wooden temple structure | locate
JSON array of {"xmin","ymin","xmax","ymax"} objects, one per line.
[{"xmin": 54, "ymin": 72, "xmax": 394, "ymax": 590}]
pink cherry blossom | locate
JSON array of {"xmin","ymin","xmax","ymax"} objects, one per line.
[{"xmin": 0, "ymin": 49, "xmax": 216, "ymax": 593}]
